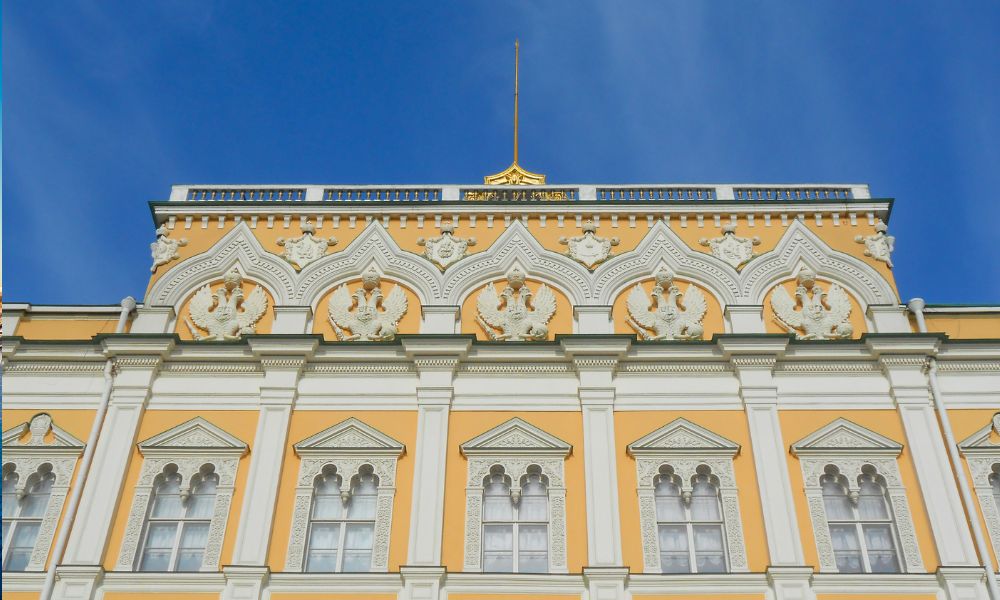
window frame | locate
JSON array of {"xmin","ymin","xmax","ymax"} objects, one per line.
[
  {"xmin": 819, "ymin": 468, "xmax": 903, "ymax": 574},
  {"xmin": 301, "ymin": 467, "xmax": 380, "ymax": 573},
  {"xmin": 136, "ymin": 467, "xmax": 220, "ymax": 572},
  {"xmin": 1, "ymin": 413, "xmax": 84, "ymax": 573},
  {"xmin": 480, "ymin": 467, "xmax": 550, "ymax": 573},
  {"xmin": 958, "ymin": 416, "xmax": 1000, "ymax": 565},
  {"xmin": 653, "ymin": 470, "xmax": 728, "ymax": 574}
]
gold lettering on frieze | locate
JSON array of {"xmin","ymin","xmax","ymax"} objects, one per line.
[{"xmin": 465, "ymin": 190, "xmax": 569, "ymax": 201}]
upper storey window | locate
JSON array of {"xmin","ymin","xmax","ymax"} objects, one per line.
[
  {"xmin": 958, "ymin": 416, "xmax": 1000, "ymax": 564},
  {"xmin": 285, "ymin": 419, "xmax": 404, "ymax": 573},
  {"xmin": 1, "ymin": 413, "xmax": 84, "ymax": 572},
  {"xmin": 117, "ymin": 418, "xmax": 247, "ymax": 572},
  {"xmin": 792, "ymin": 418, "xmax": 923, "ymax": 573},
  {"xmin": 482, "ymin": 466, "xmax": 549, "ymax": 573}
]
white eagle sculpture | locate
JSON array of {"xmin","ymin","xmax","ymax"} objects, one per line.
[
  {"xmin": 771, "ymin": 268, "xmax": 854, "ymax": 340},
  {"xmin": 476, "ymin": 269, "xmax": 556, "ymax": 341},
  {"xmin": 185, "ymin": 270, "xmax": 268, "ymax": 341},
  {"xmin": 626, "ymin": 268, "xmax": 707, "ymax": 341},
  {"xmin": 327, "ymin": 269, "xmax": 408, "ymax": 341}
]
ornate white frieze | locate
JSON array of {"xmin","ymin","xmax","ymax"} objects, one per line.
[
  {"xmin": 184, "ymin": 269, "xmax": 268, "ymax": 341},
  {"xmin": 854, "ymin": 221, "xmax": 895, "ymax": 268},
  {"xmin": 626, "ymin": 268, "xmax": 707, "ymax": 340},
  {"xmin": 558, "ymin": 219, "xmax": 619, "ymax": 269},
  {"xmin": 416, "ymin": 221, "xmax": 476, "ymax": 270},
  {"xmin": 150, "ymin": 225, "xmax": 188, "ymax": 272},
  {"xmin": 770, "ymin": 267, "xmax": 853, "ymax": 340},
  {"xmin": 327, "ymin": 269, "xmax": 408, "ymax": 341},
  {"xmin": 276, "ymin": 220, "xmax": 337, "ymax": 270},
  {"xmin": 698, "ymin": 224, "xmax": 760, "ymax": 270},
  {"xmin": 476, "ymin": 268, "xmax": 556, "ymax": 341}
]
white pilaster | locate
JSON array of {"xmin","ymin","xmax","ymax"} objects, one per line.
[
  {"xmin": 129, "ymin": 306, "xmax": 176, "ymax": 334},
  {"xmin": 938, "ymin": 566, "xmax": 991, "ymax": 600},
  {"xmin": 50, "ymin": 565, "xmax": 104, "ymax": 600},
  {"xmin": 574, "ymin": 305, "xmax": 614, "ymax": 335},
  {"xmin": 420, "ymin": 305, "xmax": 460, "ymax": 334},
  {"xmin": 271, "ymin": 306, "xmax": 312, "ymax": 334},
  {"xmin": 766, "ymin": 566, "xmax": 816, "ymax": 600},
  {"xmin": 725, "ymin": 305, "xmax": 766, "ymax": 334},
  {"xmin": 221, "ymin": 566, "xmax": 270, "ymax": 600},
  {"xmin": 399, "ymin": 566, "xmax": 446, "ymax": 600},
  {"xmin": 583, "ymin": 567, "xmax": 630, "ymax": 600}
]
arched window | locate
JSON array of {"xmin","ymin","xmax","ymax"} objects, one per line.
[
  {"xmin": 481, "ymin": 465, "xmax": 549, "ymax": 573},
  {"xmin": 990, "ymin": 465, "xmax": 1000, "ymax": 513},
  {"xmin": 138, "ymin": 464, "xmax": 218, "ymax": 572},
  {"xmin": 2, "ymin": 464, "xmax": 55, "ymax": 572},
  {"xmin": 821, "ymin": 465, "xmax": 900, "ymax": 574},
  {"xmin": 654, "ymin": 465, "xmax": 727, "ymax": 573},
  {"xmin": 305, "ymin": 465, "xmax": 378, "ymax": 572}
]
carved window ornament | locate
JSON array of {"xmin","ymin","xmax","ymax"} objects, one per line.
[
  {"xmin": 626, "ymin": 418, "xmax": 749, "ymax": 573},
  {"xmin": 958, "ymin": 413, "xmax": 1000, "ymax": 563},
  {"xmin": 285, "ymin": 418, "xmax": 404, "ymax": 572},
  {"xmin": 460, "ymin": 418, "xmax": 571, "ymax": 573},
  {"xmin": 1, "ymin": 414, "xmax": 84, "ymax": 572},
  {"xmin": 790, "ymin": 418, "xmax": 923, "ymax": 573},
  {"xmin": 116, "ymin": 417, "xmax": 248, "ymax": 572},
  {"xmin": 276, "ymin": 219, "xmax": 338, "ymax": 270}
]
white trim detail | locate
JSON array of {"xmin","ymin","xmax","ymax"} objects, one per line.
[
  {"xmin": 285, "ymin": 418, "xmax": 405, "ymax": 573},
  {"xmin": 460, "ymin": 418, "xmax": 572, "ymax": 573},
  {"xmin": 1, "ymin": 414, "xmax": 84, "ymax": 571},
  {"xmin": 958, "ymin": 416, "xmax": 1000, "ymax": 564},
  {"xmin": 116, "ymin": 417, "xmax": 248, "ymax": 571},
  {"xmin": 791, "ymin": 418, "xmax": 924, "ymax": 573},
  {"xmin": 626, "ymin": 418, "xmax": 749, "ymax": 573}
]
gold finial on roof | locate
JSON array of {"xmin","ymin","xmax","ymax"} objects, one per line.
[{"xmin": 484, "ymin": 40, "xmax": 546, "ymax": 185}]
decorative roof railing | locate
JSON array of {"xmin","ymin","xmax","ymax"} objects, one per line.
[{"xmin": 170, "ymin": 183, "xmax": 870, "ymax": 203}]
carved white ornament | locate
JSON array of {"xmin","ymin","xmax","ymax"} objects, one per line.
[
  {"xmin": 417, "ymin": 221, "xmax": 476, "ymax": 270},
  {"xmin": 476, "ymin": 268, "xmax": 557, "ymax": 341},
  {"xmin": 854, "ymin": 221, "xmax": 895, "ymax": 268},
  {"xmin": 1, "ymin": 414, "xmax": 84, "ymax": 572},
  {"xmin": 699, "ymin": 224, "xmax": 760, "ymax": 270},
  {"xmin": 626, "ymin": 268, "xmax": 707, "ymax": 340},
  {"xmin": 285, "ymin": 418, "xmax": 404, "ymax": 572},
  {"xmin": 791, "ymin": 419, "xmax": 923, "ymax": 573},
  {"xmin": 327, "ymin": 269, "xmax": 408, "ymax": 341},
  {"xmin": 460, "ymin": 418, "xmax": 571, "ymax": 573},
  {"xmin": 627, "ymin": 418, "xmax": 748, "ymax": 573},
  {"xmin": 150, "ymin": 225, "xmax": 188, "ymax": 272},
  {"xmin": 185, "ymin": 269, "xmax": 268, "ymax": 341},
  {"xmin": 770, "ymin": 267, "xmax": 853, "ymax": 340},
  {"xmin": 277, "ymin": 220, "xmax": 337, "ymax": 270},
  {"xmin": 116, "ymin": 418, "xmax": 247, "ymax": 572},
  {"xmin": 958, "ymin": 415, "xmax": 1000, "ymax": 563},
  {"xmin": 558, "ymin": 219, "xmax": 619, "ymax": 269}
]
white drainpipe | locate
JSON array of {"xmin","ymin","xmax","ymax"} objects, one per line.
[
  {"xmin": 908, "ymin": 298, "xmax": 1000, "ymax": 600},
  {"xmin": 40, "ymin": 296, "xmax": 136, "ymax": 600}
]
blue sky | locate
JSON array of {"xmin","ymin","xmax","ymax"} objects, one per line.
[{"xmin": 3, "ymin": 2, "xmax": 999, "ymax": 304}]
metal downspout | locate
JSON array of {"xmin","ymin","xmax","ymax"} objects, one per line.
[
  {"xmin": 908, "ymin": 297, "xmax": 1000, "ymax": 600},
  {"xmin": 39, "ymin": 296, "xmax": 136, "ymax": 600}
]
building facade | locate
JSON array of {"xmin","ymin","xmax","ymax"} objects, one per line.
[{"xmin": 2, "ymin": 182, "xmax": 999, "ymax": 600}]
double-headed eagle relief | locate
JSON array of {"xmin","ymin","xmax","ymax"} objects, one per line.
[
  {"xmin": 855, "ymin": 220, "xmax": 895, "ymax": 268},
  {"xmin": 276, "ymin": 220, "xmax": 337, "ymax": 270},
  {"xmin": 559, "ymin": 220, "xmax": 619, "ymax": 269},
  {"xmin": 185, "ymin": 270, "xmax": 268, "ymax": 341},
  {"xmin": 626, "ymin": 268, "xmax": 707, "ymax": 341},
  {"xmin": 476, "ymin": 269, "xmax": 556, "ymax": 341},
  {"xmin": 771, "ymin": 268, "xmax": 853, "ymax": 340},
  {"xmin": 699, "ymin": 224, "xmax": 760, "ymax": 270},
  {"xmin": 327, "ymin": 269, "xmax": 408, "ymax": 341},
  {"xmin": 417, "ymin": 221, "xmax": 476, "ymax": 270},
  {"xmin": 150, "ymin": 225, "xmax": 188, "ymax": 272}
]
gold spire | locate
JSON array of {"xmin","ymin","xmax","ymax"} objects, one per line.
[{"xmin": 484, "ymin": 39, "xmax": 546, "ymax": 185}]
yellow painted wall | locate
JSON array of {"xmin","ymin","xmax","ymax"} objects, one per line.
[
  {"xmin": 311, "ymin": 278, "xmax": 422, "ymax": 339},
  {"xmin": 920, "ymin": 314, "xmax": 1000, "ymax": 339},
  {"xmin": 611, "ymin": 277, "xmax": 726, "ymax": 338},
  {"xmin": 442, "ymin": 412, "xmax": 587, "ymax": 572},
  {"xmin": 103, "ymin": 410, "xmax": 259, "ymax": 570},
  {"xmin": 763, "ymin": 277, "xmax": 867, "ymax": 339},
  {"xmin": 14, "ymin": 316, "xmax": 123, "ymax": 340},
  {"xmin": 1, "ymin": 594, "xmax": 41, "ymax": 600},
  {"xmin": 269, "ymin": 410, "xmax": 418, "ymax": 571},
  {"xmin": 2, "ymin": 409, "xmax": 96, "ymax": 570},
  {"xmin": 947, "ymin": 408, "xmax": 1000, "ymax": 569},
  {"xmin": 460, "ymin": 278, "xmax": 574, "ymax": 341},
  {"xmin": 173, "ymin": 279, "xmax": 275, "ymax": 340},
  {"xmin": 615, "ymin": 411, "xmax": 769, "ymax": 572},
  {"xmin": 780, "ymin": 410, "xmax": 940, "ymax": 571}
]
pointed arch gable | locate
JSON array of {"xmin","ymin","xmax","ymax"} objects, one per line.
[{"xmin": 739, "ymin": 220, "xmax": 897, "ymax": 306}]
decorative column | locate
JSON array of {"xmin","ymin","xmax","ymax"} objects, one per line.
[
  {"xmin": 56, "ymin": 337, "xmax": 174, "ymax": 600},
  {"xmin": 222, "ymin": 338, "xmax": 315, "ymax": 600},
  {"xmin": 562, "ymin": 337, "xmax": 630, "ymax": 570}
]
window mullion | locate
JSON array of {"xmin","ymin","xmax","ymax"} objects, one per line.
[
  {"xmin": 687, "ymin": 521, "xmax": 697, "ymax": 573},
  {"xmin": 337, "ymin": 517, "xmax": 348, "ymax": 573},
  {"xmin": 855, "ymin": 522, "xmax": 872, "ymax": 573},
  {"xmin": 170, "ymin": 519, "xmax": 185, "ymax": 571}
]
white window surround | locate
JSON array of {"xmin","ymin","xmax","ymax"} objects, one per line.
[
  {"xmin": 791, "ymin": 418, "xmax": 923, "ymax": 573},
  {"xmin": 958, "ymin": 413, "xmax": 1000, "ymax": 564},
  {"xmin": 285, "ymin": 417, "xmax": 404, "ymax": 572},
  {"xmin": 460, "ymin": 418, "xmax": 571, "ymax": 573},
  {"xmin": 116, "ymin": 417, "xmax": 247, "ymax": 571},
  {"xmin": 626, "ymin": 417, "xmax": 749, "ymax": 573},
  {"xmin": 1, "ymin": 414, "xmax": 84, "ymax": 572}
]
